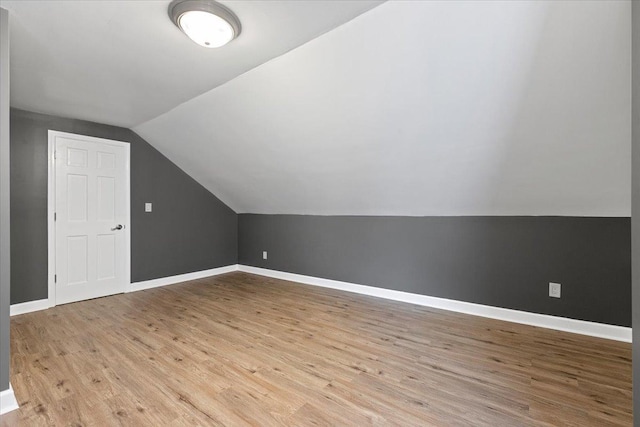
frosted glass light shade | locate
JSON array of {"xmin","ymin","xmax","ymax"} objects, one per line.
[{"xmin": 178, "ymin": 10, "xmax": 234, "ymax": 48}]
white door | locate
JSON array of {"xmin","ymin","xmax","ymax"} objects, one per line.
[{"xmin": 52, "ymin": 131, "xmax": 130, "ymax": 305}]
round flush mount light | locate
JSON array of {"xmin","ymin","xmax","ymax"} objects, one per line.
[{"xmin": 169, "ymin": 0, "xmax": 241, "ymax": 48}]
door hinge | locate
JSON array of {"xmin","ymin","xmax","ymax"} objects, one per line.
[
  {"xmin": 54, "ymin": 274, "xmax": 57, "ymax": 283},
  {"xmin": 53, "ymin": 151, "xmax": 57, "ymax": 160},
  {"xmin": 54, "ymin": 212, "xmax": 56, "ymax": 221}
]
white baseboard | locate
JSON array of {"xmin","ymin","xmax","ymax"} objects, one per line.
[
  {"xmin": 9, "ymin": 265, "xmax": 631, "ymax": 342},
  {"xmin": 10, "ymin": 298, "xmax": 49, "ymax": 317},
  {"xmin": 0, "ymin": 383, "xmax": 19, "ymax": 415},
  {"xmin": 238, "ymin": 265, "xmax": 632, "ymax": 343},
  {"xmin": 128, "ymin": 264, "xmax": 239, "ymax": 293},
  {"xmin": 9, "ymin": 266, "xmax": 240, "ymax": 315}
]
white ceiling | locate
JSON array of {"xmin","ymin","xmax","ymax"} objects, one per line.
[
  {"xmin": 1, "ymin": 0, "xmax": 383, "ymax": 127},
  {"xmin": 136, "ymin": 0, "xmax": 631, "ymax": 216}
]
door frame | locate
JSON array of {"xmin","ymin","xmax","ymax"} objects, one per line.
[{"xmin": 47, "ymin": 130, "xmax": 131, "ymax": 307}]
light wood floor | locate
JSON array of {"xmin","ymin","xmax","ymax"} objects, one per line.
[{"xmin": 1, "ymin": 272, "xmax": 632, "ymax": 426}]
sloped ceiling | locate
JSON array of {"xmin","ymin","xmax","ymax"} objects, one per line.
[
  {"xmin": 4, "ymin": 1, "xmax": 631, "ymax": 217},
  {"xmin": 135, "ymin": 0, "xmax": 631, "ymax": 216},
  {"xmin": 1, "ymin": 0, "xmax": 383, "ymax": 127}
]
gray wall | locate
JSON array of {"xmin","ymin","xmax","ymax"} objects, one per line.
[
  {"xmin": 631, "ymin": 1, "xmax": 639, "ymax": 423},
  {"xmin": 1, "ymin": 7, "xmax": 10, "ymax": 392},
  {"xmin": 239, "ymin": 215, "xmax": 631, "ymax": 327},
  {"xmin": 11, "ymin": 108, "xmax": 237, "ymax": 304}
]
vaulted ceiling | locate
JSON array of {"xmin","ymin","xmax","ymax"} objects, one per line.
[
  {"xmin": 3, "ymin": 1, "xmax": 632, "ymax": 216},
  {"xmin": 1, "ymin": 0, "xmax": 383, "ymax": 126}
]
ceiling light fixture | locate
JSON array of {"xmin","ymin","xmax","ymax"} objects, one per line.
[{"xmin": 169, "ymin": 0, "xmax": 241, "ymax": 48}]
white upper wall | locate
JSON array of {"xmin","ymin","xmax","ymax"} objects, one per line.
[{"xmin": 139, "ymin": 0, "xmax": 630, "ymax": 216}]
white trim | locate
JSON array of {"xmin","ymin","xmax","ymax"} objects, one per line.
[
  {"xmin": 47, "ymin": 132, "xmax": 55, "ymax": 308},
  {"xmin": 0, "ymin": 383, "xmax": 19, "ymax": 415},
  {"xmin": 47, "ymin": 130, "xmax": 132, "ymax": 308},
  {"xmin": 9, "ymin": 266, "xmax": 239, "ymax": 315},
  {"xmin": 10, "ymin": 299, "xmax": 49, "ymax": 316},
  {"xmin": 128, "ymin": 264, "xmax": 239, "ymax": 293},
  {"xmin": 238, "ymin": 265, "xmax": 632, "ymax": 343},
  {"xmin": 123, "ymin": 142, "xmax": 131, "ymax": 300}
]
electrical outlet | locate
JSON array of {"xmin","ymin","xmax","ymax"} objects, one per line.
[
  {"xmin": 145, "ymin": 202, "xmax": 152, "ymax": 212},
  {"xmin": 263, "ymin": 251, "xmax": 268, "ymax": 260},
  {"xmin": 549, "ymin": 282, "xmax": 561, "ymax": 298}
]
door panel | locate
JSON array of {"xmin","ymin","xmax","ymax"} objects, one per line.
[
  {"xmin": 54, "ymin": 134, "xmax": 129, "ymax": 305},
  {"xmin": 66, "ymin": 235, "xmax": 88, "ymax": 285},
  {"xmin": 96, "ymin": 234, "xmax": 116, "ymax": 280},
  {"xmin": 97, "ymin": 176, "xmax": 115, "ymax": 221}
]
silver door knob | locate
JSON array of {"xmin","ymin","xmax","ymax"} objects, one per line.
[{"xmin": 111, "ymin": 224, "xmax": 123, "ymax": 231}]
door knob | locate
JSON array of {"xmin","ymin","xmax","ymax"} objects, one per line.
[{"xmin": 111, "ymin": 224, "xmax": 124, "ymax": 231}]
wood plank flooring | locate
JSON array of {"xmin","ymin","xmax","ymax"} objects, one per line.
[{"xmin": 0, "ymin": 272, "xmax": 632, "ymax": 426}]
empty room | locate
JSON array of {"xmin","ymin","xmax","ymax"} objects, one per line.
[{"xmin": 1, "ymin": 0, "xmax": 639, "ymax": 425}]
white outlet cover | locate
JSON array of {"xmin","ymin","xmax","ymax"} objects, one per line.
[
  {"xmin": 145, "ymin": 202, "xmax": 152, "ymax": 212},
  {"xmin": 263, "ymin": 251, "xmax": 268, "ymax": 260},
  {"xmin": 549, "ymin": 282, "xmax": 561, "ymax": 298}
]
